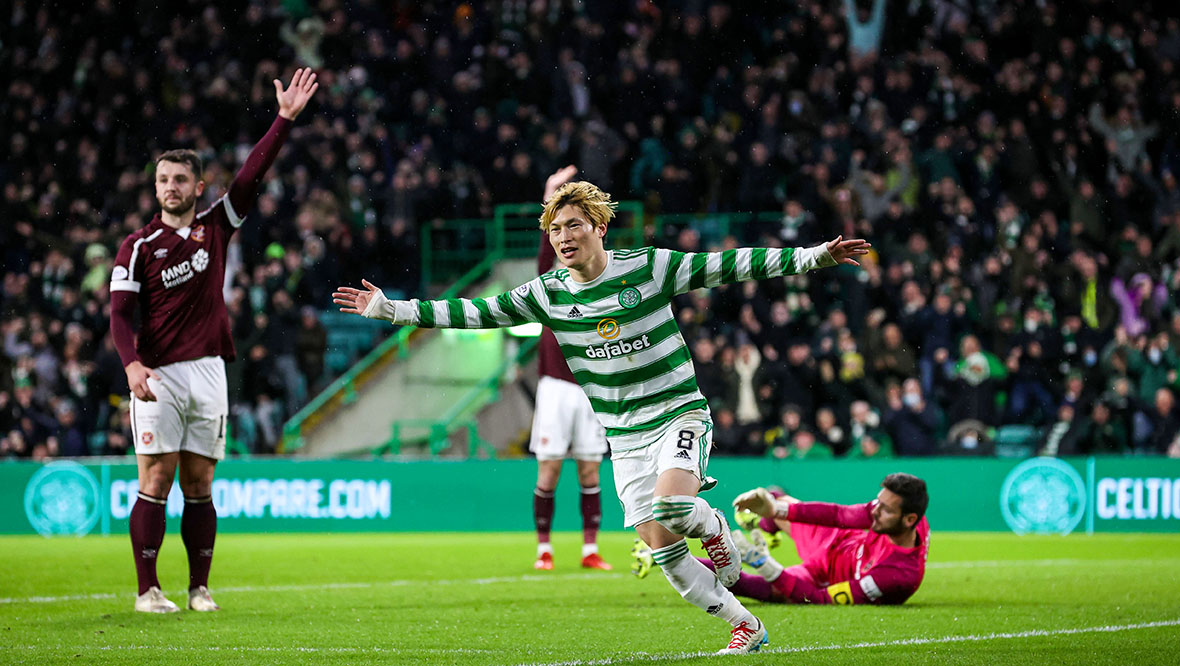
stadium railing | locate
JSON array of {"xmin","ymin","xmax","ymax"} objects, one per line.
[
  {"xmin": 280, "ymin": 250, "xmax": 503, "ymax": 453},
  {"xmin": 282, "ymin": 203, "xmax": 778, "ymax": 457},
  {"xmin": 423, "ymin": 201, "xmax": 645, "ymax": 287},
  {"xmin": 375, "ymin": 335, "xmax": 540, "ymax": 458}
]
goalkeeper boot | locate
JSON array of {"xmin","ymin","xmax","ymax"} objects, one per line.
[
  {"xmin": 700, "ymin": 509, "xmax": 742, "ymax": 587},
  {"xmin": 581, "ymin": 553, "xmax": 613, "ymax": 570},
  {"xmin": 630, "ymin": 538, "xmax": 653, "ymax": 579},
  {"xmin": 134, "ymin": 586, "xmax": 180, "ymax": 614},
  {"xmin": 187, "ymin": 585, "xmax": 221, "ymax": 612},
  {"xmin": 717, "ymin": 618, "xmax": 768, "ymax": 655},
  {"xmin": 735, "ymin": 529, "xmax": 784, "ymax": 581}
]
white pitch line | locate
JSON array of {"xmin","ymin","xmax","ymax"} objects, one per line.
[
  {"xmin": 519, "ymin": 618, "xmax": 1180, "ymax": 666},
  {"xmin": 0, "ymin": 572, "xmax": 622, "ymax": 605},
  {"xmin": 2, "ymin": 618, "xmax": 1176, "ymax": 662},
  {"xmin": 4, "ymin": 558, "xmax": 1177, "ymax": 605}
]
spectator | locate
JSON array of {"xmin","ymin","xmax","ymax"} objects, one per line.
[
  {"xmin": 4, "ymin": 1, "xmax": 1180, "ymax": 459},
  {"xmin": 295, "ymin": 306, "xmax": 328, "ymax": 396},
  {"xmin": 883, "ymin": 379, "xmax": 942, "ymax": 456}
]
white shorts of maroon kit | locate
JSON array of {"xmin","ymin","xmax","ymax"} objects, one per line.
[
  {"xmin": 131, "ymin": 356, "xmax": 228, "ymax": 460},
  {"xmin": 529, "ymin": 376, "xmax": 607, "ymax": 462}
]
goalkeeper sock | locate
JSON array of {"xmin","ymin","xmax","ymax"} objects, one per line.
[
  {"xmin": 130, "ymin": 492, "xmax": 167, "ymax": 596},
  {"xmin": 181, "ymin": 494, "xmax": 217, "ymax": 590},
  {"xmin": 534, "ymin": 488, "xmax": 555, "ymax": 545},
  {"xmin": 653, "ymin": 540, "xmax": 756, "ymax": 627},
  {"xmin": 652, "ymin": 495, "xmax": 722, "ymax": 539},
  {"xmin": 580, "ymin": 485, "xmax": 601, "ymax": 549},
  {"xmin": 696, "ymin": 557, "xmax": 774, "ymax": 602}
]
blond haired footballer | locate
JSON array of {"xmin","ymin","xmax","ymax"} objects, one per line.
[{"xmin": 334, "ymin": 181, "xmax": 869, "ymax": 654}]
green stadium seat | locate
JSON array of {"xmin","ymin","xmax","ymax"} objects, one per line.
[{"xmin": 993, "ymin": 425, "xmax": 1039, "ymax": 458}]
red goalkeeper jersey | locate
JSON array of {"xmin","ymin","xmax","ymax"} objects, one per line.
[{"xmin": 772, "ymin": 500, "xmax": 930, "ymax": 605}]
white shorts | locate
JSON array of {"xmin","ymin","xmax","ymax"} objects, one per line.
[
  {"xmin": 530, "ymin": 376, "xmax": 607, "ymax": 461},
  {"xmin": 610, "ymin": 410, "xmax": 714, "ymax": 528},
  {"xmin": 131, "ymin": 356, "xmax": 228, "ymax": 460}
]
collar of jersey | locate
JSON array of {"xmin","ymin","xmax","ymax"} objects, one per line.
[
  {"xmin": 567, "ymin": 250, "xmax": 614, "ymax": 292},
  {"xmin": 148, "ymin": 214, "xmax": 193, "ymax": 239}
]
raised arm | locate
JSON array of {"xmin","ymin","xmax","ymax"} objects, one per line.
[
  {"xmin": 656, "ymin": 236, "xmax": 870, "ymax": 297},
  {"xmin": 734, "ymin": 487, "xmax": 874, "ymax": 529},
  {"xmin": 226, "ymin": 68, "xmax": 319, "ymax": 219},
  {"xmin": 333, "ymin": 279, "xmax": 548, "ymax": 329},
  {"xmin": 538, "ymin": 165, "xmax": 579, "ymax": 273}
]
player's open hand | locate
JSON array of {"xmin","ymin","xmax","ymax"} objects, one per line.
[
  {"xmin": 825, "ymin": 235, "xmax": 872, "ymax": 267},
  {"xmin": 125, "ymin": 361, "xmax": 161, "ymax": 402},
  {"xmin": 275, "ymin": 67, "xmax": 319, "ymax": 121},
  {"xmin": 544, "ymin": 165, "xmax": 578, "ymax": 202},
  {"xmin": 733, "ymin": 487, "xmax": 777, "ymax": 518},
  {"xmin": 333, "ymin": 279, "xmax": 382, "ymax": 316}
]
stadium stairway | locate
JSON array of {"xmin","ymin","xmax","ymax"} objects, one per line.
[{"xmin": 286, "ymin": 259, "xmax": 538, "ymax": 458}]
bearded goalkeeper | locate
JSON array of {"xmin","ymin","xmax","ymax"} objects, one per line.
[
  {"xmin": 668, "ymin": 473, "xmax": 930, "ymax": 606},
  {"xmin": 333, "ymin": 180, "xmax": 869, "ymax": 653}
]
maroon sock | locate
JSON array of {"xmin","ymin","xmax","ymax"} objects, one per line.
[
  {"xmin": 130, "ymin": 492, "xmax": 167, "ymax": 596},
  {"xmin": 695, "ymin": 557, "xmax": 773, "ymax": 601},
  {"xmin": 534, "ymin": 488, "xmax": 555, "ymax": 543},
  {"xmin": 181, "ymin": 495, "xmax": 217, "ymax": 590},
  {"xmin": 580, "ymin": 485, "xmax": 602, "ymax": 546}
]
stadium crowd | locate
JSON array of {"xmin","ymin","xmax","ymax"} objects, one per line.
[{"xmin": 2, "ymin": 0, "xmax": 1179, "ymax": 459}]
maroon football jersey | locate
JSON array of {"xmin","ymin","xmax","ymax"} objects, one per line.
[
  {"xmin": 110, "ymin": 202, "xmax": 238, "ymax": 367},
  {"xmin": 536, "ymin": 232, "xmax": 577, "ymax": 383},
  {"xmin": 110, "ymin": 115, "xmax": 291, "ymax": 369}
]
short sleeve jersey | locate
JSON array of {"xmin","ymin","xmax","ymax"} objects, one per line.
[{"xmin": 110, "ymin": 194, "xmax": 244, "ymax": 368}]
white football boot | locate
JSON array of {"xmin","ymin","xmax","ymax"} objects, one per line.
[
  {"xmin": 717, "ymin": 618, "xmax": 769, "ymax": 654},
  {"xmin": 187, "ymin": 586, "xmax": 221, "ymax": 611},
  {"xmin": 134, "ymin": 586, "xmax": 180, "ymax": 613},
  {"xmin": 700, "ymin": 509, "xmax": 742, "ymax": 587}
]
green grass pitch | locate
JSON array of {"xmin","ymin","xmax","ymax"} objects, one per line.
[{"xmin": 1, "ymin": 531, "xmax": 1178, "ymax": 665}]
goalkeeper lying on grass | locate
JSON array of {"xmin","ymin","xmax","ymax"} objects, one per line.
[{"xmin": 633, "ymin": 473, "xmax": 930, "ymax": 605}]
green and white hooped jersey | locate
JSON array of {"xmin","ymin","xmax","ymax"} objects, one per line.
[{"xmin": 368, "ymin": 245, "xmax": 833, "ymax": 451}]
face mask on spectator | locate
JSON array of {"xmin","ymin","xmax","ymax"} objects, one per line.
[
  {"xmin": 961, "ymin": 435, "xmax": 979, "ymax": 450},
  {"xmin": 1149, "ymin": 348, "xmax": 1162, "ymax": 364},
  {"xmin": 903, "ymin": 392, "xmax": 921, "ymax": 408},
  {"xmin": 1084, "ymin": 350, "xmax": 1098, "ymax": 366},
  {"xmin": 1024, "ymin": 318, "xmax": 1038, "ymax": 333}
]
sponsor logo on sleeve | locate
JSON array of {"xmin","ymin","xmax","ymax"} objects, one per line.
[
  {"xmin": 859, "ymin": 575, "xmax": 883, "ymax": 601},
  {"xmin": 111, "ymin": 266, "xmax": 129, "ymax": 281},
  {"xmin": 515, "ymin": 284, "xmax": 530, "ymax": 296},
  {"xmin": 826, "ymin": 580, "xmax": 854, "ymax": 605}
]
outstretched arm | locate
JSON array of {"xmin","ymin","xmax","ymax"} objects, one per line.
[
  {"xmin": 333, "ymin": 279, "xmax": 548, "ymax": 329},
  {"xmin": 657, "ymin": 236, "xmax": 871, "ymax": 297},
  {"xmin": 735, "ymin": 488, "xmax": 874, "ymax": 528},
  {"xmin": 226, "ymin": 68, "xmax": 319, "ymax": 221}
]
